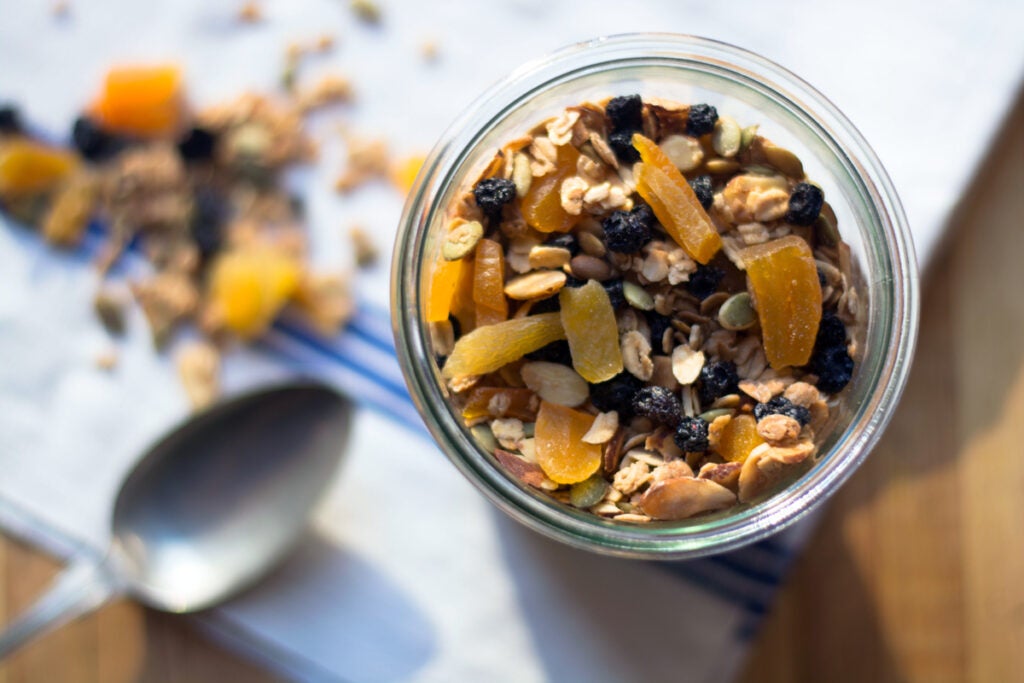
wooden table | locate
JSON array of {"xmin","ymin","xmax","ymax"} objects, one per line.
[{"xmin": 3, "ymin": 95, "xmax": 1023, "ymax": 683}]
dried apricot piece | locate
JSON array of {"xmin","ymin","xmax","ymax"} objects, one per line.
[
  {"xmin": 632, "ymin": 133, "xmax": 721, "ymax": 264},
  {"xmin": 391, "ymin": 154, "xmax": 424, "ymax": 194},
  {"xmin": 449, "ymin": 253, "xmax": 477, "ymax": 332},
  {"xmin": 441, "ymin": 312, "xmax": 566, "ymax": 379},
  {"xmin": 94, "ymin": 65, "xmax": 183, "ymax": 138},
  {"xmin": 208, "ymin": 246, "xmax": 301, "ymax": 339},
  {"xmin": 559, "ymin": 279, "xmax": 623, "ymax": 383},
  {"xmin": 472, "ymin": 238, "xmax": 508, "ymax": 326},
  {"xmin": 714, "ymin": 414, "xmax": 764, "ymax": 463},
  {"xmin": 740, "ymin": 235, "xmax": 822, "ymax": 368},
  {"xmin": 521, "ymin": 143, "xmax": 580, "ymax": 233},
  {"xmin": 535, "ymin": 401, "xmax": 601, "ymax": 484},
  {"xmin": 0, "ymin": 139, "xmax": 78, "ymax": 198},
  {"xmin": 461, "ymin": 387, "xmax": 538, "ymax": 423},
  {"xmin": 425, "ymin": 257, "xmax": 463, "ymax": 323}
]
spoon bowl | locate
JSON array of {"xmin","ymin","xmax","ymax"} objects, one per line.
[{"xmin": 0, "ymin": 382, "xmax": 352, "ymax": 656}]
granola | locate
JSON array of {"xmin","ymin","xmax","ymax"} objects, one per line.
[{"xmin": 428, "ymin": 94, "xmax": 862, "ymax": 522}]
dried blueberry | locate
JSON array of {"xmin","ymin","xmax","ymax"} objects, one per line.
[
  {"xmin": 686, "ymin": 264, "xmax": 725, "ymax": 300},
  {"xmin": 647, "ymin": 312, "xmax": 672, "ymax": 349},
  {"xmin": 689, "ymin": 174, "xmax": 713, "ymax": 210},
  {"xmin": 754, "ymin": 396, "xmax": 811, "ymax": 426},
  {"xmin": 0, "ymin": 104, "xmax": 23, "ymax": 134},
  {"xmin": 71, "ymin": 116, "xmax": 124, "ymax": 162},
  {"xmin": 605, "ymin": 94, "xmax": 643, "ymax": 132},
  {"xmin": 473, "ymin": 177, "xmax": 516, "ymax": 221},
  {"xmin": 686, "ymin": 103, "xmax": 718, "ymax": 136},
  {"xmin": 632, "ymin": 386, "xmax": 682, "ymax": 427},
  {"xmin": 526, "ymin": 339, "xmax": 573, "ymax": 365},
  {"xmin": 608, "ymin": 129, "xmax": 640, "ymax": 163},
  {"xmin": 178, "ymin": 126, "xmax": 217, "ymax": 162},
  {"xmin": 785, "ymin": 182, "xmax": 824, "ymax": 226},
  {"xmin": 811, "ymin": 345, "xmax": 854, "ymax": 393},
  {"xmin": 603, "ymin": 208, "xmax": 652, "ymax": 253},
  {"xmin": 698, "ymin": 360, "xmax": 739, "ymax": 405},
  {"xmin": 674, "ymin": 416, "xmax": 710, "ymax": 452},
  {"xmin": 590, "ymin": 372, "xmax": 643, "ymax": 416},
  {"xmin": 603, "ymin": 278, "xmax": 625, "ymax": 309},
  {"xmin": 631, "ymin": 203, "xmax": 654, "ymax": 231},
  {"xmin": 546, "ymin": 232, "xmax": 580, "ymax": 256},
  {"xmin": 816, "ymin": 311, "xmax": 847, "ymax": 349}
]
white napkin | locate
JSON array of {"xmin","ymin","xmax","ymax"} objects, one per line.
[{"xmin": 1, "ymin": 1, "xmax": 1022, "ymax": 681}]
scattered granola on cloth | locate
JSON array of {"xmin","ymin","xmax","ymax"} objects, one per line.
[{"xmin": 428, "ymin": 94, "xmax": 863, "ymax": 522}]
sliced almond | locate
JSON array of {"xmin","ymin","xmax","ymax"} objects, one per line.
[
  {"xmin": 671, "ymin": 345, "xmax": 705, "ymax": 385},
  {"xmin": 658, "ymin": 134, "xmax": 704, "ymax": 172},
  {"xmin": 639, "ymin": 477, "xmax": 736, "ymax": 520},
  {"xmin": 520, "ymin": 361, "xmax": 589, "ymax": 407},
  {"xmin": 582, "ymin": 410, "xmax": 619, "ymax": 444},
  {"xmin": 442, "ymin": 220, "xmax": 484, "ymax": 261},
  {"xmin": 504, "ymin": 270, "xmax": 567, "ymax": 300}
]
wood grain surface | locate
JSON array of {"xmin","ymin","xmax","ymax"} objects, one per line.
[{"xmin": 2, "ymin": 94, "xmax": 1022, "ymax": 683}]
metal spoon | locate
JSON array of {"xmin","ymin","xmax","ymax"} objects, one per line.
[{"xmin": 0, "ymin": 382, "xmax": 352, "ymax": 658}]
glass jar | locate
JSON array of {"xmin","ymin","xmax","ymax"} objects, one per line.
[{"xmin": 391, "ymin": 34, "xmax": 918, "ymax": 559}]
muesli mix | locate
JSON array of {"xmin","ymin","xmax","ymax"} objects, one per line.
[{"xmin": 427, "ymin": 94, "xmax": 862, "ymax": 522}]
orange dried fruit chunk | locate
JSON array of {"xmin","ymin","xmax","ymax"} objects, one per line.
[
  {"xmin": 94, "ymin": 65, "xmax": 183, "ymax": 137},
  {"xmin": 559, "ymin": 279, "xmax": 623, "ymax": 383},
  {"xmin": 715, "ymin": 414, "xmax": 764, "ymax": 464},
  {"xmin": 449, "ymin": 252, "xmax": 477, "ymax": 332},
  {"xmin": 632, "ymin": 133, "xmax": 721, "ymax": 264},
  {"xmin": 209, "ymin": 246, "xmax": 301, "ymax": 339},
  {"xmin": 461, "ymin": 387, "xmax": 538, "ymax": 423},
  {"xmin": 391, "ymin": 154, "xmax": 425, "ymax": 194},
  {"xmin": 741, "ymin": 235, "xmax": 822, "ymax": 368},
  {"xmin": 0, "ymin": 139, "xmax": 77, "ymax": 198},
  {"xmin": 535, "ymin": 401, "xmax": 601, "ymax": 484},
  {"xmin": 441, "ymin": 312, "xmax": 565, "ymax": 379},
  {"xmin": 425, "ymin": 257, "xmax": 463, "ymax": 323},
  {"xmin": 522, "ymin": 143, "xmax": 580, "ymax": 233},
  {"xmin": 472, "ymin": 238, "xmax": 508, "ymax": 327}
]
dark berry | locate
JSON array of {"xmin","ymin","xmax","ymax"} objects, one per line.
[
  {"xmin": 686, "ymin": 264, "xmax": 725, "ymax": 300},
  {"xmin": 811, "ymin": 345, "xmax": 854, "ymax": 393},
  {"xmin": 698, "ymin": 360, "xmax": 739, "ymax": 405},
  {"xmin": 605, "ymin": 94, "xmax": 643, "ymax": 132},
  {"xmin": 590, "ymin": 372, "xmax": 643, "ymax": 416},
  {"xmin": 689, "ymin": 175, "xmax": 713, "ymax": 210},
  {"xmin": 472, "ymin": 177, "xmax": 516, "ymax": 221},
  {"xmin": 530, "ymin": 296, "xmax": 560, "ymax": 314},
  {"xmin": 754, "ymin": 396, "xmax": 811, "ymax": 426},
  {"xmin": 818, "ymin": 268, "xmax": 827, "ymax": 287},
  {"xmin": 608, "ymin": 129, "xmax": 640, "ymax": 163},
  {"xmin": 603, "ymin": 208, "xmax": 652, "ymax": 253},
  {"xmin": 816, "ymin": 311, "xmax": 847, "ymax": 349},
  {"xmin": 631, "ymin": 386, "xmax": 682, "ymax": 427},
  {"xmin": 190, "ymin": 187, "xmax": 230, "ymax": 260},
  {"xmin": 785, "ymin": 182, "xmax": 824, "ymax": 226},
  {"xmin": 0, "ymin": 104, "xmax": 23, "ymax": 134},
  {"xmin": 631, "ymin": 203, "xmax": 654, "ymax": 231},
  {"xmin": 546, "ymin": 232, "xmax": 580, "ymax": 256},
  {"xmin": 178, "ymin": 126, "xmax": 217, "ymax": 162},
  {"xmin": 526, "ymin": 339, "xmax": 573, "ymax": 365},
  {"xmin": 647, "ymin": 312, "xmax": 672, "ymax": 348},
  {"xmin": 71, "ymin": 116, "xmax": 124, "ymax": 162},
  {"xmin": 674, "ymin": 416, "xmax": 710, "ymax": 452},
  {"xmin": 603, "ymin": 278, "xmax": 625, "ymax": 309},
  {"xmin": 686, "ymin": 103, "xmax": 718, "ymax": 136}
]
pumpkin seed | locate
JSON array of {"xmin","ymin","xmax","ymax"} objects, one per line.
[
  {"xmin": 718, "ymin": 292, "xmax": 757, "ymax": 330},
  {"xmin": 570, "ymin": 473, "xmax": 609, "ymax": 509},
  {"xmin": 471, "ymin": 423, "xmax": 497, "ymax": 452},
  {"xmin": 739, "ymin": 125, "xmax": 759, "ymax": 152},
  {"xmin": 699, "ymin": 408, "xmax": 734, "ymax": 422},
  {"xmin": 705, "ymin": 158, "xmax": 741, "ymax": 175},
  {"xmin": 762, "ymin": 143, "xmax": 804, "ymax": 178},
  {"xmin": 623, "ymin": 280, "xmax": 655, "ymax": 310},
  {"xmin": 442, "ymin": 220, "xmax": 484, "ymax": 260},
  {"xmin": 712, "ymin": 116, "xmax": 742, "ymax": 158}
]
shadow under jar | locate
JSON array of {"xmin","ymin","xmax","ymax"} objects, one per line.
[{"xmin": 392, "ymin": 34, "xmax": 918, "ymax": 559}]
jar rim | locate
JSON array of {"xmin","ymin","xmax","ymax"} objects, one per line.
[{"xmin": 391, "ymin": 33, "xmax": 919, "ymax": 559}]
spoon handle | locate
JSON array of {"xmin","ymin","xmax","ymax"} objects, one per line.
[{"xmin": 0, "ymin": 555, "xmax": 121, "ymax": 659}]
